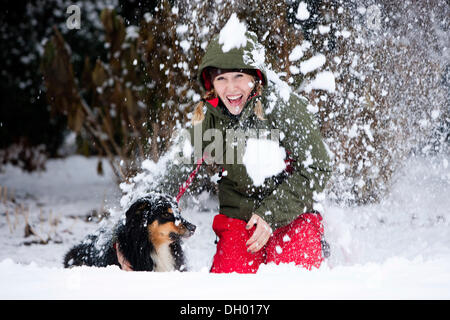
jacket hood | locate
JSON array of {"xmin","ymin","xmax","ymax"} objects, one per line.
[{"xmin": 197, "ymin": 31, "xmax": 268, "ymax": 91}]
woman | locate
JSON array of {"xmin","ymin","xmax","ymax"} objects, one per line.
[{"xmin": 118, "ymin": 30, "xmax": 332, "ymax": 273}]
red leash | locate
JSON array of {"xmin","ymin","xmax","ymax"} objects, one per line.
[
  {"xmin": 175, "ymin": 151, "xmax": 293, "ymax": 203},
  {"xmin": 176, "ymin": 156, "xmax": 204, "ymax": 203}
]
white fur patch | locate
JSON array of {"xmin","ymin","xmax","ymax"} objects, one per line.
[{"xmin": 151, "ymin": 244, "xmax": 175, "ymax": 272}]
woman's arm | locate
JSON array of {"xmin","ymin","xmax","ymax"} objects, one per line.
[{"xmin": 254, "ymin": 94, "xmax": 332, "ymax": 229}]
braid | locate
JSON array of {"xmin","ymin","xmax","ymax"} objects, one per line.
[
  {"xmin": 253, "ymin": 81, "xmax": 266, "ymax": 121},
  {"xmin": 192, "ymin": 89, "xmax": 216, "ymax": 125}
]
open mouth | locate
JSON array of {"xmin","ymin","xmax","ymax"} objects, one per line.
[
  {"xmin": 169, "ymin": 232, "xmax": 180, "ymax": 240},
  {"xmin": 226, "ymin": 94, "xmax": 243, "ymax": 106},
  {"xmin": 169, "ymin": 231, "xmax": 192, "ymax": 240},
  {"xmin": 169, "ymin": 223, "xmax": 195, "ymax": 240}
]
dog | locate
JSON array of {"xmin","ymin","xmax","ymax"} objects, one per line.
[{"xmin": 63, "ymin": 193, "xmax": 196, "ymax": 271}]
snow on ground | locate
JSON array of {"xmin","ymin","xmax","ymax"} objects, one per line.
[{"xmin": 0, "ymin": 154, "xmax": 449, "ymax": 299}]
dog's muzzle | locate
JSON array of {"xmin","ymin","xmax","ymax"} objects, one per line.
[
  {"xmin": 172, "ymin": 217, "xmax": 196, "ymax": 238},
  {"xmin": 182, "ymin": 219, "xmax": 196, "ymax": 236}
]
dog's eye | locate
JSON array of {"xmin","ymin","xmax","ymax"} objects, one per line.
[{"xmin": 162, "ymin": 212, "xmax": 173, "ymax": 219}]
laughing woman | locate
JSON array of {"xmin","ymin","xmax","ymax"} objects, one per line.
[{"xmin": 118, "ymin": 30, "xmax": 332, "ymax": 273}]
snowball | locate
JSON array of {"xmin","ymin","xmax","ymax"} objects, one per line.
[
  {"xmin": 318, "ymin": 25, "xmax": 331, "ymax": 34},
  {"xmin": 219, "ymin": 13, "xmax": 247, "ymax": 53},
  {"xmin": 243, "ymin": 138, "xmax": 286, "ymax": 186},
  {"xmin": 296, "ymin": 2, "xmax": 310, "ymax": 20},
  {"xmin": 176, "ymin": 24, "xmax": 189, "ymax": 35},
  {"xmin": 179, "ymin": 40, "xmax": 191, "ymax": 52},
  {"xmin": 300, "ymin": 54, "xmax": 326, "ymax": 75},
  {"xmin": 288, "ymin": 41, "xmax": 311, "ymax": 62},
  {"xmin": 305, "ymin": 71, "xmax": 336, "ymax": 93},
  {"xmin": 307, "ymin": 104, "xmax": 319, "ymax": 114},
  {"xmin": 125, "ymin": 26, "xmax": 139, "ymax": 40}
]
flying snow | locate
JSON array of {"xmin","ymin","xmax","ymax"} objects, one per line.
[
  {"xmin": 243, "ymin": 138, "xmax": 286, "ymax": 186},
  {"xmin": 296, "ymin": 2, "xmax": 310, "ymax": 21},
  {"xmin": 288, "ymin": 41, "xmax": 312, "ymax": 62},
  {"xmin": 219, "ymin": 13, "xmax": 248, "ymax": 53},
  {"xmin": 305, "ymin": 71, "xmax": 336, "ymax": 93},
  {"xmin": 300, "ymin": 54, "xmax": 327, "ymax": 75}
]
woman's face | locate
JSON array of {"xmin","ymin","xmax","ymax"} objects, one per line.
[{"xmin": 212, "ymin": 72, "xmax": 255, "ymax": 115}]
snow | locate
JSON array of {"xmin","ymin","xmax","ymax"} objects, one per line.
[
  {"xmin": 337, "ymin": 29, "xmax": 352, "ymax": 39},
  {"xmin": 218, "ymin": 14, "xmax": 293, "ymax": 106},
  {"xmin": 125, "ymin": 26, "xmax": 139, "ymax": 40},
  {"xmin": 218, "ymin": 13, "xmax": 247, "ymax": 53},
  {"xmin": 179, "ymin": 40, "xmax": 191, "ymax": 52},
  {"xmin": 296, "ymin": 2, "xmax": 310, "ymax": 21},
  {"xmin": 176, "ymin": 24, "xmax": 189, "ymax": 35},
  {"xmin": 300, "ymin": 54, "xmax": 327, "ymax": 75},
  {"xmin": 288, "ymin": 41, "xmax": 311, "ymax": 62},
  {"xmin": 318, "ymin": 25, "xmax": 331, "ymax": 34},
  {"xmin": 348, "ymin": 123, "xmax": 359, "ymax": 138},
  {"xmin": 2, "ymin": 256, "xmax": 448, "ymax": 300},
  {"xmin": 242, "ymin": 138, "xmax": 287, "ymax": 186},
  {"xmin": 1, "ymin": 3, "xmax": 449, "ymax": 299},
  {"xmin": 307, "ymin": 103, "xmax": 319, "ymax": 114},
  {"xmin": 225, "ymin": 15, "xmax": 294, "ymax": 104},
  {"xmin": 1, "ymin": 256, "xmax": 449, "ymax": 300},
  {"xmin": 305, "ymin": 71, "xmax": 336, "ymax": 93},
  {"xmin": 0, "ymin": 153, "xmax": 449, "ymax": 299}
]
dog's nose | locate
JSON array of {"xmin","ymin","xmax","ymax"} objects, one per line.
[{"xmin": 184, "ymin": 221, "xmax": 196, "ymax": 234}]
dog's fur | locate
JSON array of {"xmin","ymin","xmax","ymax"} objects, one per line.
[{"xmin": 63, "ymin": 194, "xmax": 196, "ymax": 271}]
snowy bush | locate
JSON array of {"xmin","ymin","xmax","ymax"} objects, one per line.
[
  {"xmin": 0, "ymin": 141, "xmax": 47, "ymax": 172},
  {"xmin": 310, "ymin": 0, "xmax": 449, "ymax": 204},
  {"xmin": 0, "ymin": 0, "xmax": 119, "ymax": 168}
]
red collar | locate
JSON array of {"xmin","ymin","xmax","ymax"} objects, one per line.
[{"xmin": 206, "ymin": 97, "xmax": 219, "ymax": 108}]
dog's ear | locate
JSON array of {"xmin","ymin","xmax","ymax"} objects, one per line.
[
  {"xmin": 125, "ymin": 200, "xmax": 150, "ymax": 222},
  {"xmin": 121, "ymin": 199, "xmax": 154, "ymax": 271}
]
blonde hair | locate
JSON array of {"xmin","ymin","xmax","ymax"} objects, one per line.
[{"xmin": 192, "ymin": 80, "xmax": 265, "ymax": 125}]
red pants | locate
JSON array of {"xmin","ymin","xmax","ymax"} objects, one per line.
[{"xmin": 210, "ymin": 213, "xmax": 324, "ymax": 273}]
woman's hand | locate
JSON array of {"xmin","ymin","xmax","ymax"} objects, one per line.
[
  {"xmin": 115, "ymin": 243, "xmax": 133, "ymax": 271},
  {"xmin": 245, "ymin": 214, "xmax": 273, "ymax": 253}
]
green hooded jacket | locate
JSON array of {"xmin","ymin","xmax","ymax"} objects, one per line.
[{"xmin": 164, "ymin": 32, "xmax": 331, "ymax": 229}]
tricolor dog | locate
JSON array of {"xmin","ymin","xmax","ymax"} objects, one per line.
[{"xmin": 64, "ymin": 193, "xmax": 196, "ymax": 271}]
